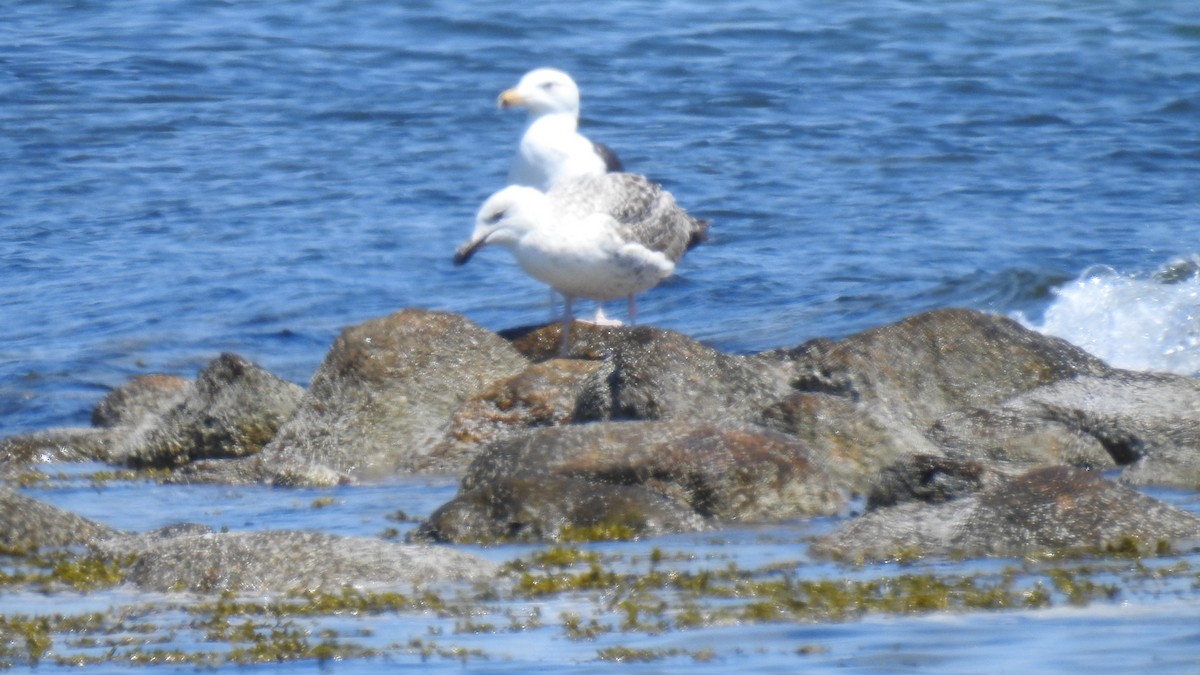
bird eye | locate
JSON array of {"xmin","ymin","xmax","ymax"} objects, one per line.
[
  {"xmin": 539, "ymin": 81, "xmax": 557, "ymax": 90},
  {"xmin": 486, "ymin": 209, "xmax": 505, "ymax": 224}
]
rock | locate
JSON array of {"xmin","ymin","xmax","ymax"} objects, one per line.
[
  {"xmin": 812, "ymin": 465, "xmax": 1200, "ymax": 560},
  {"xmin": 261, "ymin": 309, "xmax": 529, "ymax": 479},
  {"xmin": 760, "ymin": 392, "xmax": 942, "ymax": 493},
  {"xmin": 0, "ymin": 427, "xmax": 119, "ymax": 466},
  {"xmin": 928, "ymin": 406, "xmax": 1115, "ymax": 468},
  {"xmin": 418, "ymin": 421, "xmax": 844, "ymax": 543},
  {"xmin": 92, "ymin": 374, "xmax": 192, "ymax": 428},
  {"xmin": 120, "ymin": 354, "xmax": 304, "ymax": 468},
  {"xmin": 414, "ymin": 475, "xmax": 708, "ymax": 544},
  {"xmin": 508, "ymin": 324, "xmax": 794, "ymax": 424},
  {"xmin": 926, "ymin": 371, "xmax": 1200, "ymax": 484},
  {"xmin": 163, "ymin": 455, "xmax": 349, "ymax": 488},
  {"xmin": 782, "ymin": 308, "xmax": 1112, "ymax": 428},
  {"xmin": 99, "ymin": 530, "xmax": 496, "ymax": 593},
  {"xmin": 865, "ymin": 454, "xmax": 1012, "ymax": 510},
  {"xmin": 422, "ymin": 358, "xmax": 611, "ymax": 473},
  {"xmin": 0, "ymin": 489, "xmax": 120, "ymax": 551}
]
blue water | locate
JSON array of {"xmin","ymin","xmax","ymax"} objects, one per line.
[
  {"xmin": 4, "ymin": 0, "xmax": 1199, "ymax": 434},
  {"xmin": 4, "ymin": 0, "xmax": 1200, "ymax": 670}
]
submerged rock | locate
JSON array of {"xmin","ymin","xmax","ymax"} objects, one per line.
[
  {"xmin": 262, "ymin": 309, "xmax": 528, "ymax": 479},
  {"xmin": 120, "ymin": 353, "xmax": 303, "ymax": 468},
  {"xmin": 103, "ymin": 530, "xmax": 496, "ymax": 593}
]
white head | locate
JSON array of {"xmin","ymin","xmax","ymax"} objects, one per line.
[
  {"xmin": 497, "ymin": 67, "xmax": 581, "ymax": 118},
  {"xmin": 453, "ymin": 186, "xmax": 549, "ymax": 265}
]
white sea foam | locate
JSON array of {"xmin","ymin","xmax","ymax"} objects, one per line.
[{"xmin": 1021, "ymin": 257, "xmax": 1200, "ymax": 376}]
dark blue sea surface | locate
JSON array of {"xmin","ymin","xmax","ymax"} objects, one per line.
[{"xmin": 4, "ymin": 0, "xmax": 1200, "ymax": 670}]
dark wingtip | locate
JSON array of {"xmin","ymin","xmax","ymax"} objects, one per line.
[
  {"xmin": 687, "ymin": 218, "xmax": 711, "ymax": 250},
  {"xmin": 593, "ymin": 141, "xmax": 624, "ymax": 173}
]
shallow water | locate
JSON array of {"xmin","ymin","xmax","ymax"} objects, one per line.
[{"xmin": 5, "ymin": 0, "xmax": 1200, "ymax": 670}]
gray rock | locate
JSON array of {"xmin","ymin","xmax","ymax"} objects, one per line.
[
  {"xmin": 0, "ymin": 427, "xmax": 118, "ymax": 466},
  {"xmin": 422, "ymin": 358, "xmax": 611, "ymax": 473},
  {"xmin": 414, "ymin": 475, "xmax": 708, "ymax": 544},
  {"xmin": 783, "ymin": 308, "xmax": 1112, "ymax": 427},
  {"xmin": 100, "ymin": 530, "xmax": 495, "ymax": 593},
  {"xmin": 927, "ymin": 370, "xmax": 1200, "ymax": 485},
  {"xmin": 760, "ymin": 392, "xmax": 942, "ymax": 493},
  {"xmin": 812, "ymin": 465, "xmax": 1200, "ymax": 560},
  {"xmin": 262, "ymin": 309, "xmax": 529, "ymax": 479},
  {"xmin": 0, "ymin": 489, "xmax": 120, "ymax": 551},
  {"xmin": 120, "ymin": 353, "xmax": 304, "ymax": 468},
  {"xmin": 506, "ymin": 324, "xmax": 795, "ymax": 425},
  {"xmin": 865, "ymin": 454, "xmax": 1013, "ymax": 510},
  {"xmin": 92, "ymin": 374, "xmax": 192, "ymax": 428},
  {"xmin": 419, "ymin": 420, "xmax": 844, "ymax": 543},
  {"xmin": 928, "ymin": 406, "xmax": 1116, "ymax": 468}
]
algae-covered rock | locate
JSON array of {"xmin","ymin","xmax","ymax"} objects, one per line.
[
  {"xmin": 414, "ymin": 475, "xmax": 708, "ymax": 544},
  {"xmin": 121, "ymin": 353, "xmax": 303, "ymax": 468}
]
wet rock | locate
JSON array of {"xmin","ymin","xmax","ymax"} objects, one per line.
[
  {"xmin": 760, "ymin": 392, "xmax": 942, "ymax": 493},
  {"xmin": 812, "ymin": 465, "xmax": 1200, "ymax": 560},
  {"xmin": 164, "ymin": 455, "xmax": 349, "ymax": 488},
  {"xmin": 101, "ymin": 530, "xmax": 495, "ymax": 593},
  {"xmin": 120, "ymin": 354, "xmax": 304, "ymax": 468},
  {"xmin": 782, "ymin": 308, "xmax": 1112, "ymax": 427},
  {"xmin": 262, "ymin": 309, "xmax": 529, "ymax": 479},
  {"xmin": 418, "ymin": 421, "xmax": 844, "ymax": 543},
  {"xmin": 92, "ymin": 374, "xmax": 192, "ymax": 428},
  {"xmin": 0, "ymin": 489, "xmax": 120, "ymax": 551},
  {"xmin": 414, "ymin": 475, "xmax": 707, "ymax": 544},
  {"xmin": 508, "ymin": 324, "xmax": 794, "ymax": 424},
  {"xmin": 0, "ymin": 427, "xmax": 118, "ymax": 466}
]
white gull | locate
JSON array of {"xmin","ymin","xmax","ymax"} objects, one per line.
[
  {"xmin": 498, "ymin": 67, "xmax": 623, "ymax": 192},
  {"xmin": 454, "ymin": 173, "xmax": 708, "ymax": 354}
]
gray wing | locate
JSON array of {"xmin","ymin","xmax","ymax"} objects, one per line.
[{"xmin": 549, "ymin": 173, "xmax": 708, "ymax": 262}]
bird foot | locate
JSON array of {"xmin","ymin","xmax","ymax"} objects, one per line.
[{"xmin": 579, "ymin": 306, "xmax": 623, "ymax": 327}]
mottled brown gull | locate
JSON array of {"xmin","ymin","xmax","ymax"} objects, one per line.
[{"xmin": 454, "ymin": 172, "xmax": 708, "ymax": 354}]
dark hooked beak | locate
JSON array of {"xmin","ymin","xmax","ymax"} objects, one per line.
[{"xmin": 453, "ymin": 237, "xmax": 486, "ymax": 266}]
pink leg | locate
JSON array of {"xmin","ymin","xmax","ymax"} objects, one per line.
[{"xmin": 560, "ymin": 295, "xmax": 574, "ymax": 355}]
